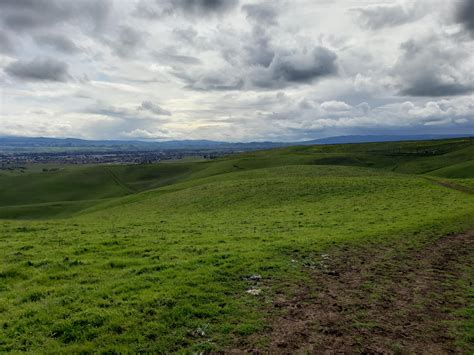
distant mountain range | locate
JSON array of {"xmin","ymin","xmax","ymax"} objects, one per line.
[
  {"xmin": 0, "ymin": 134, "xmax": 472, "ymax": 152},
  {"xmin": 301, "ymin": 134, "xmax": 474, "ymax": 145}
]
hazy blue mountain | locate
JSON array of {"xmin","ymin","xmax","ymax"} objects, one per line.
[
  {"xmin": 302, "ymin": 134, "xmax": 474, "ymax": 145},
  {"xmin": 0, "ymin": 134, "xmax": 472, "ymax": 153}
]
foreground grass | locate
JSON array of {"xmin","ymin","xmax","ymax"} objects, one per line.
[{"xmin": 1, "ymin": 165, "xmax": 474, "ymax": 351}]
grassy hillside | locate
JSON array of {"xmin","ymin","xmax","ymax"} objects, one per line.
[
  {"xmin": 1, "ymin": 137, "xmax": 473, "ymax": 220},
  {"xmin": 0, "ymin": 138, "xmax": 473, "ymax": 352},
  {"xmin": 428, "ymin": 160, "xmax": 474, "ymax": 178}
]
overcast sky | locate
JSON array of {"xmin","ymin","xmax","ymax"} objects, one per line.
[{"xmin": 0, "ymin": 0, "xmax": 473, "ymax": 141}]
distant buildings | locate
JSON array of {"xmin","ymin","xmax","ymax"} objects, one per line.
[{"xmin": 0, "ymin": 150, "xmax": 228, "ymax": 169}]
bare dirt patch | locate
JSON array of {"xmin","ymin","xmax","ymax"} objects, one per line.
[{"xmin": 240, "ymin": 231, "xmax": 474, "ymax": 353}]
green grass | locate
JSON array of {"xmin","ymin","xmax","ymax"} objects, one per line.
[
  {"xmin": 0, "ymin": 166, "xmax": 131, "ymax": 207},
  {"xmin": 0, "ymin": 163, "xmax": 200, "ymax": 216},
  {"xmin": 449, "ymin": 178, "xmax": 474, "ymax": 189},
  {"xmin": 0, "ymin": 138, "xmax": 473, "ymax": 351},
  {"xmin": 455, "ymin": 261, "xmax": 474, "ymax": 351},
  {"xmin": 428, "ymin": 160, "xmax": 474, "ymax": 178},
  {"xmin": 2, "ymin": 137, "xmax": 473, "ymax": 219}
]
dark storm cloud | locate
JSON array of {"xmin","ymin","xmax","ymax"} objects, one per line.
[
  {"xmin": 455, "ymin": 0, "xmax": 474, "ymax": 36},
  {"xmin": 251, "ymin": 47, "xmax": 338, "ymax": 89},
  {"xmin": 181, "ymin": 45, "xmax": 337, "ymax": 91},
  {"xmin": 4, "ymin": 57, "xmax": 70, "ymax": 82},
  {"xmin": 244, "ymin": 26, "xmax": 275, "ymax": 67},
  {"xmin": 138, "ymin": 101, "xmax": 172, "ymax": 116},
  {"xmin": 34, "ymin": 34, "xmax": 79, "ymax": 54},
  {"xmin": 221, "ymin": 25, "xmax": 274, "ymax": 68},
  {"xmin": 394, "ymin": 37, "xmax": 474, "ymax": 97},
  {"xmin": 237, "ymin": 2, "xmax": 282, "ymax": 67},
  {"xmin": 351, "ymin": 2, "xmax": 425, "ymax": 30},
  {"xmin": 273, "ymin": 49, "xmax": 337, "ymax": 83},
  {"xmin": 1, "ymin": 0, "xmax": 68, "ymax": 31},
  {"xmin": 179, "ymin": 0, "xmax": 239, "ymax": 15},
  {"xmin": 135, "ymin": 0, "xmax": 238, "ymax": 19},
  {"xmin": 400, "ymin": 78, "xmax": 473, "ymax": 97},
  {"xmin": 0, "ymin": 0, "xmax": 111, "ymax": 32}
]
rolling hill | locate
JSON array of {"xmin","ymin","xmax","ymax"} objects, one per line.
[
  {"xmin": 0, "ymin": 138, "xmax": 473, "ymax": 352},
  {"xmin": 1, "ymin": 137, "xmax": 473, "ymax": 219}
]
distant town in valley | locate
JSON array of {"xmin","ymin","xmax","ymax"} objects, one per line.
[
  {"xmin": 0, "ymin": 150, "xmax": 226, "ymax": 169},
  {"xmin": 1, "ymin": 134, "xmax": 472, "ymax": 169}
]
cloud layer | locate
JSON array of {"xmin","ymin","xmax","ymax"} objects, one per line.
[
  {"xmin": 1, "ymin": 0, "xmax": 473, "ymax": 141},
  {"xmin": 5, "ymin": 58, "xmax": 70, "ymax": 82},
  {"xmin": 351, "ymin": 2, "xmax": 427, "ymax": 30},
  {"xmin": 455, "ymin": 0, "xmax": 474, "ymax": 36}
]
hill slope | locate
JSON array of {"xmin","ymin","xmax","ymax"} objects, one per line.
[
  {"xmin": 1, "ymin": 137, "xmax": 473, "ymax": 219},
  {"xmin": 0, "ymin": 138, "xmax": 473, "ymax": 352}
]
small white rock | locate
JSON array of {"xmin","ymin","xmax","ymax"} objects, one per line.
[{"xmin": 246, "ymin": 288, "xmax": 262, "ymax": 296}]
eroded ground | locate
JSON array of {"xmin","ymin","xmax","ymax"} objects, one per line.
[{"xmin": 240, "ymin": 231, "xmax": 474, "ymax": 353}]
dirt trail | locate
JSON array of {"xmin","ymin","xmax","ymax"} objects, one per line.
[
  {"xmin": 241, "ymin": 231, "xmax": 474, "ymax": 353},
  {"xmin": 424, "ymin": 177, "xmax": 474, "ymax": 195}
]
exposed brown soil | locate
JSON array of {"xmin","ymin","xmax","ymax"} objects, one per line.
[{"xmin": 239, "ymin": 231, "xmax": 474, "ymax": 354}]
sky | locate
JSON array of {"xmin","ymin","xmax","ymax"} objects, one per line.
[{"xmin": 0, "ymin": 0, "xmax": 473, "ymax": 142}]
